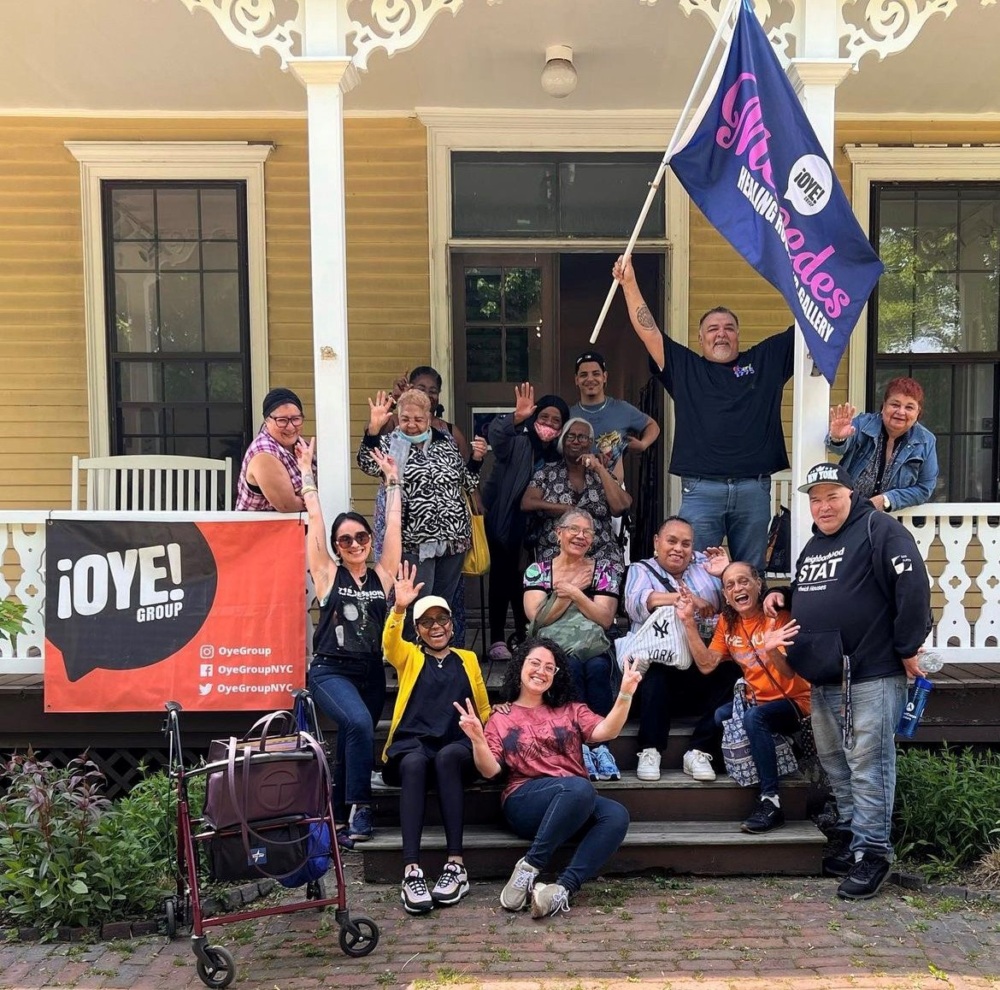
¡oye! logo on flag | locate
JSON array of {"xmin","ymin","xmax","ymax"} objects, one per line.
[{"xmin": 668, "ymin": 0, "xmax": 884, "ymax": 384}]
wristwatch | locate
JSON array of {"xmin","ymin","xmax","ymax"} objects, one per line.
[{"xmin": 882, "ymin": 494, "xmax": 892, "ymax": 512}]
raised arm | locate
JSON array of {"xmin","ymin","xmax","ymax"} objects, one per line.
[
  {"xmin": 296, "ymin": 438, "xmax": 335, "ymax": 600},
  {"xmin": 613, "ymin": 254, "xmax": 665, "ymax": 371},
  {"xmin": 590, "ymin": 659, "xmax": 642, "ymax": 743},
  {"xmin": 372, "ymin": 448, "xmax": 403, "ymax": 592},
  {"xmin": 584, "ymin": 454, "xmax": 632, "ymax": 516},
  {"xmin": 454, "ymin": 698, "xmax": 502, "ymax": 779}
]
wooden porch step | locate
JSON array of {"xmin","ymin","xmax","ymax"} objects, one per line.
[
  {"xmin": 370, "ymin": 769, "xmax": 815, "ymax": 824},
  {"xmin": 355, "ymin": 820, "xmax": 827, "ymax": 882}
]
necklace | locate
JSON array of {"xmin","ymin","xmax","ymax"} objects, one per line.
[{"xmin": 579, "ymin": 398, "xmax": 609, "ymax": 414}]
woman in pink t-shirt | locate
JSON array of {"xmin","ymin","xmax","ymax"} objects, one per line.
[{"xmin": 456, "ymin": 639, "xmax": 641, "ymax": 920}]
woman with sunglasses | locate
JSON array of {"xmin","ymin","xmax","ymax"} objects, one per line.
[
  {"xmin": 296, "ymin": 437, "xmax": 401, "ymax": 848},
  {"xmin": 382, "ymin": 562, "xmax": 491, "ymax": 915},
  {"xmin": 236, "ymin": 386, "xmax": 316, "ymax": 511}
]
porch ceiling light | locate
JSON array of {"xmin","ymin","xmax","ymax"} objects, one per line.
[{"xmin": 541, "ymin": 45, "xmax": 577, "ymax": 99}]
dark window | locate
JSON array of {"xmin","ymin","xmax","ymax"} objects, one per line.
[
  {"xmin": 871, "ymin": 184, "xmax": 999, "ymax": 502},
  {"xmin": 452, "ymin": 152, "xmax": 665, "ymax": 239},
  {"xmin": 102, "ymin": 181, "xmax": 252, "ymax": 480}
]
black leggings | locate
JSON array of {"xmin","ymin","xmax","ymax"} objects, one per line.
[
  {"xmin": 382, "ymin": 741, "xmax": 476, "ymax": 864},
  {"xmin": 486, "ymin": 533, "xmax": 527, "ymax": 643}
]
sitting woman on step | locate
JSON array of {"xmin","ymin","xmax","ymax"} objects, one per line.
[
  {"xmin": 382, "ymin": 563, "xmax": 491, "ymax": 915},
  {"xmin": 676, "ymin": 562, "xmax": 807, "ymax": 835},
  {"xmin": 297, "ymin": 437, "xmax": 400, "ymax": 849},
  {"xmin": 456, "ymin": 638, "xmax": 641, "ymax": 919}
]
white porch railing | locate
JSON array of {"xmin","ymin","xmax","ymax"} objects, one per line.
[
  {"xmin": 0, "ymin": 510, "xmax": 304, "ymax": 689},
  {"xmin": 3, "ymin": 502, "xmax": 999, "ymax": 688}
]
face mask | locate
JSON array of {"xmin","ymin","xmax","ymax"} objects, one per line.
[
  {"xmin": 534, "ymin": 422, "xmax": 560, "ymax": 443},
  {"xmin": 400, "ymin": 428, "xmax": 431, "ymax": 444}
]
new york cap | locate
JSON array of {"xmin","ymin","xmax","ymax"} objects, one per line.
[{"xmin": 798, "ymin": 462, "xmax": 854, "ymax": 493}]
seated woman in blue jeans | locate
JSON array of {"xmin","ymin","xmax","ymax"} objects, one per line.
[
  {"xmin": 456, "ymin": 638, "xmax": 641, "ymax": 919},
  {"xmin": 297, "ymin": 438, "xmax": 400, "ymax": 849}
]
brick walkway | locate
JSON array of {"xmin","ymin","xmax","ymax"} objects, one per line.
[{"xmin": 2, "ymin": 857, "xmax": 998, "ymax": 990}]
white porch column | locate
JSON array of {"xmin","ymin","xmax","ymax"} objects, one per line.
[
  {"xmin": 290, "ymin": 57, "xmax": 358, "ymax": 521},
  {"xmin": 785, "ymin": 3, "xmax": 855, "ymax": 557}
]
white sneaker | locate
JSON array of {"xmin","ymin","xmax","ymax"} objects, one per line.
[
  {"xmin": 636, "ymin": 748, "xmax": 662, "ymax": 782},
  {"xmin": 683, "ymin": 749, "xmax": 716, "ymax": 782},
  {"xmin": 530, "ymin": 882, "xmax": 571, "ymax": 919},
  {"xmin": 499, "ymin": 856, "xmax": 539, "ymax": 911}
]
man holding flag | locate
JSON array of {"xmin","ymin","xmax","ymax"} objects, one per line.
[{"xmin": 614, "ymin": 255, "xmax": 791, "ymax": 572}]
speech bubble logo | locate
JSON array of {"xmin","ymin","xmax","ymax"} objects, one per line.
[
  {"xmin": 785, "ymin": 154, "xmax": 832, "ymax": 216},
  {"xmin": 46, "ymin": 520, "xmax": 218, "ymax": 682}
]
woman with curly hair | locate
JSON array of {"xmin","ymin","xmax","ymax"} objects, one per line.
[
  {"xmin": 455, "ymin": 638, "xmax": 641, "ymax": 920},
  {"xmin": 676, "ymin": 562, "xmax": 806, "ymax": 836}
]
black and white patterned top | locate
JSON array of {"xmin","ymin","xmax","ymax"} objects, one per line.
[{"xmin": 358, "ymin": 429, "xmax": 480, "ymax": 555}]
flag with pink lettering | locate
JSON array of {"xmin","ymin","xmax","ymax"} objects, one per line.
[{"xmin": 668, "ymin": 0, "xmax": 883, "ymax": 384}]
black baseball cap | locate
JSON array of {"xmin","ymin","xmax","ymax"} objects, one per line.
[
  {"xmin": 798, "ymin": 462, "xmax": 854, "ymax": 493},
  {"xmin": 575, "ymin": 351, "xmax": 606, "ymax": 372}
]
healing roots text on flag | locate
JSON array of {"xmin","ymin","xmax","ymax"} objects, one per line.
[
  {"xmin": 668, "ymin": 0, "xmax": 884, "ymax": 384},
  {"xmin": 44, "ymin": 517, "xmax": 306, "ymax": 712}
]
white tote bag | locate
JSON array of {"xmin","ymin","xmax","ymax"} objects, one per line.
[{"xmin": 614, "ymin": 605, "xmax": 693, "ymax": 673}]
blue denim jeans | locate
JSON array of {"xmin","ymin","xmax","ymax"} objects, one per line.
[
  {"xmin": 680, "ymin": 476, "xmax": 772, "ymax": 572},
  {"xmin": 714, "ymin": 697, "xmax": 800, "ymax": 797},
  {"xmin": 809, "ymin": 675, "xmax": 907, "ymax": 860},
  {"xmin": 502, "ymin": 775, "xmax": 629, "ymax": 894},
  {"xmin": 308, "ymin": 662, "xmax": 386, "ymax": 825},
  {"xmin": 568, "ymin": 651, "xmax": 615, "ymax": 716}
]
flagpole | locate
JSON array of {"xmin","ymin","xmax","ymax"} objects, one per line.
[{"xmin": 590, "ymin": 0, "xmax": 743, "ymax": 344}]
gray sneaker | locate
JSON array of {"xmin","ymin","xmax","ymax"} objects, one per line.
[
  {"xmin": 530, "ymin": 882, "xmax": 571, "ymax": 919},
  {"xmin": 499, "ymin": 856, "xmax": 539, "ymax": 911}
]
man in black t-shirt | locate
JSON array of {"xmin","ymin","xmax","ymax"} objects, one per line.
[{"xmin": 612, "ymin": 255, "xmax": 793, "ymax": 571}]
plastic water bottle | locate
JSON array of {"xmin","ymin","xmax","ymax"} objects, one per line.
[
  {"xmin": 896, "ymin": 676, "xmax": 933, "ymax": 738},
  {"xmin": 919, "ymin": 651, "xmax": 945, "ymax": 673}
]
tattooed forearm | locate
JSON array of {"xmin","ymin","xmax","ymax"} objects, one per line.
[{"xmin": 636, "ymin": 305, "xmax": 657, "ymax": 331}]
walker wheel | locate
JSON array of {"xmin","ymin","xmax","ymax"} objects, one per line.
[
  {"xmin": 339, "ymin": 914, "xmax": 380, "ymax": 957},
  {"xmin": 195, "ymin": 945, "xmax": 236, "ymax": 988},
  {"xmin": 164, "ymin": 896, "xmax": 177, "ymax": 938},
  {"xmin": 306, "ymin": 876, "xmax": 327, "ymax": 910}
]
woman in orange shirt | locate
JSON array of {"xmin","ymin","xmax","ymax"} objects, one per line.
[{"xmin": 677, "ymin": 561, "xmax": 805, "ymax": 835}]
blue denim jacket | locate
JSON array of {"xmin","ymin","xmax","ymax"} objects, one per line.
[{"xmin": 826, "ymin": 411, "xmax": 938, "ymax": 509}]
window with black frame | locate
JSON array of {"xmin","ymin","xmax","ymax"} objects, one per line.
[
  {"xmin": 871, "ymin": 183, "xmax": 1000, "ymax": 502},
  {"xmin": 102, "ymin": 180, "xmax": 252, "ymax": 481}
]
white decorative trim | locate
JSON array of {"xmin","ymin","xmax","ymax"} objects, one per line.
[
  {"xmin": 418, "ymin": 107, "xmax": 682, "ymax": 504},
  {"xmin": 348, "ymin": 0, "xmax": 464, "ymax": 72},
  {"xmin": 843, "ymin": 143, "xmax": 1000, "ymax": 410},
  {"xmin": 178, "ymin": 0, "xmax": 303, "ymax": 70},
  {"xmin": 64, "ymin": 141, "xmax": 273, "ymax": 457},
  {"xmin": 842, "ymin": 0, "xmax": 957, "ymax": 65}
]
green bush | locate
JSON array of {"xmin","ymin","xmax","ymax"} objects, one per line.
[
  {"xmin": 893, "ymin": 746, "xmax": 1000, "ymax": 880},
  {"xmin": 0, "ymin": 752, "xmax": 181, "ymax": 937}
]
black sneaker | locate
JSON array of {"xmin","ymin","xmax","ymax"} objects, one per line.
[
  {"xmin": 837, "ymin": 852, "xmax": 891, "ymax": 900},
  {"xmin": 740, "ymin": 798, "xmax": 785, "ymax": 834},
  {"xmin": 822, "ymin": 829, "xmax": 855, "ymax": 878}
]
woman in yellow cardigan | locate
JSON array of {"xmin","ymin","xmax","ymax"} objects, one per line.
[{"xmin": 382, "ymin": 561, "xmax": 491, "ymax": 915}]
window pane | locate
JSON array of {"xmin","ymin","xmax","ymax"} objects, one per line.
[
  {"xmin": 958, "ymin": 273, "xmax": 999, "ymax": 351},
  {"xmin": 915, "ymin": 194, "xmax": 958, "ymax": 271},
  {"xmin": 954, "ymin": 363, "xmax": 996, "ymax": 433},
  {"xmin": 949, "ymin": 434, "xmax": 993, "ymax": 502},
  {"xmin": 164, "ymin": 362, "xmax": 206, "ymax": 402},
  {"xmin": 910, "ymin": 366, "xmax": 951, "ymax": 436},
  {"xmin": 115, "ymin": 273, "xmax": 159, "ymax": 351},
  {"xmin": 118, "ymin": 362, "xmax": 162, "ymax": 403},
  {"xmin": 204, "ymin": 274, "xmax": 240, "ymax": 351},
  {"xmin": 156, "ymin": 188, "xmax": 199, "ymax": 239},
  {"xmin": 453, "ymin": 162, "xmax": 557, "ymax": 237},
  {"xmin": 123, "ymin": 435, "xmax": 163, "ymax": 456},
  {"xmin": 959, "ymin": 194, "xmax": 999, "ymax": 272},
  {"xmin": 912, "ymin": 271, "xmax": 960, "ymax": 351},
  {"xmin": 202, "ymin": 242, "xmax": 239, "ymax": 270},
  {"xmin": 159, "ymin": 241, "xmax": 201, "ymax": 271},
  {"xmin": 210, "ymin": 406, "xmax": 245, "ymax": 435},
  {"xmin": 504, "ymin": 328, "xmax": 531, "ymax": 382},
  {"xmin": 208, "ymin": 362, "xmax": 243, "ymax": 402},
  {"xmin": 466, "ymin": 329, "xmax": 502, "ymax": 382},
  {"xmin": 121, "ymin": 406, "xmax": 162, "ymax": 438},
  {"xmin": 170, "ymin": 436, "xmax": 210, "ymax": 458},
  {"xmin": 558, "ymin": 162, "xmax": 665, "ymax": 237},
  {"xmin": 201, "ymin": 188, "xmax": 238, "ymax": 239},
  {"xmin": 503, "ymin": 268, "xmax": 542, "ymax": 323},
  {"xmin": 114, "ymin": 242, "xmax": 154, "ymax": 271},
  {"xmin": 159, "ymin": 273, "xmax": 203, "ymax": 352},
  {"xmin": 170, "ymin": 405, "xmax": 208, "ymax": 435},
  {"xmin": 465, "ymin": 269, "xmax": 502, "ymax": 322},
  {"xmin": 112, "ymin": 189, "xmax": 154, "ymax": 240}
]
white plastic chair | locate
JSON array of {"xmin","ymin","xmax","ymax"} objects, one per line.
[{"xmin": 71, "ymin": 455, "xmax": 233, "ymax": 511}]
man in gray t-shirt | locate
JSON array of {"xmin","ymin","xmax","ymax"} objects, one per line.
[{"xmin": 570, "ymin": 351, "xmax": 660, "ymax": 472}]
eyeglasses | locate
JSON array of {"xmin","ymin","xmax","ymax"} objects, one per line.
[
  {"xmin": 525, "ymin": 658, "xmax": 558, "ymax": 676},
  {"xmin": 269, "ymin": 415, "xmax": 304, "ymax": 428},
  {"xmin": 564, "ymin": 432, "xmax": 591, "ymax": 443},
  {"xmin": 559, "ymin": 524, "xmax": 595, "ymax": 538},
  {"xmin": 416, "ymin": 615, "xmax": 452, "ymax": 630},
  {"xmin": 335, "ymin": 531, "xmax": 372, "ymax": 549}
]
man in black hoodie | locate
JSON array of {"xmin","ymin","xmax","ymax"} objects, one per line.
[{"xmin": 773, "ymin": 462, "xmax": 931, "ymax": 901}]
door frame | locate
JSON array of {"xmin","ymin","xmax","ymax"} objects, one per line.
[{"xmin": 418, "ymin": 108, "xmax": 691, "ymax": 509}]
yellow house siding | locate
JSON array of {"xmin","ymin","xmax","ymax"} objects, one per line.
[{"xmin": 0, "ymin": 116, "xmax": 431, "ymax": 514}]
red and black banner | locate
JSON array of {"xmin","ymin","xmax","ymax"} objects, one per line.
[{"xmin": 44, "ymin": 519, "xmax": 305, "ymax": 712}]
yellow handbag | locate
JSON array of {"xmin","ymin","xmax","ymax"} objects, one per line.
[{"xmin": 462, "ymin": 493, "xmax": 490, "ymax": 576}]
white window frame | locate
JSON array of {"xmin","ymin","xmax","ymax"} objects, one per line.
[
  {"xmin": 844, "ymin": 144, "xmax": 1000, "ymax": 410},
  {"xmin": 65, "ymin": 141, "xmax": 273, "ymax": 456}
]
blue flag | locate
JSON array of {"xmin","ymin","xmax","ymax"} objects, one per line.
[{"xmin": 669, "ymin": 0, "xmax": 883, "ymax": 384}]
